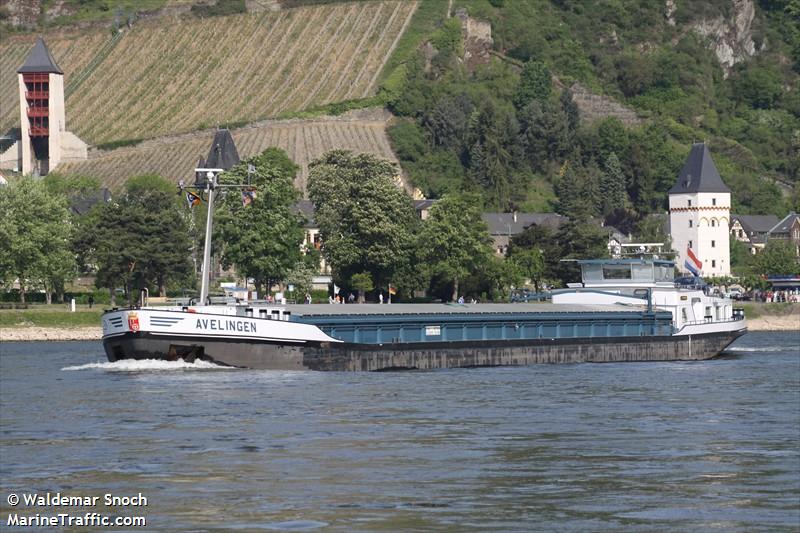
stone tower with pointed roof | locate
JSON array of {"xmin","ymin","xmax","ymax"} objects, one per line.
[
  {"xmin": 16, "ymin": 37, "xmax": 86, "ymax": 176},
  {"xmin": 669, "ymin": 143, "xmax": 731, "ymax": 276}
]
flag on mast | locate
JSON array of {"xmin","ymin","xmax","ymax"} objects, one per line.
[
  {"xmin": 685, "ymin": 246, "xmax": 702, "ymax": 276},
  {"xmin": 186, "ymin": 191, "xmax": 201, "ymax": 209}
]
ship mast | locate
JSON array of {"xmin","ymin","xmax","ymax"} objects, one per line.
[
  {"xmin": 194, "ymin": 164, "xmax": 254, "ymax": 305},
  {"xmin": 196, "ymin": 168, "xmax": 221, "ymax": 304}
]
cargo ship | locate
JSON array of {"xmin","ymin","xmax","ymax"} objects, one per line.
[
  {"xmin": 101, "ymin": 257, "xmax": 747, "ymax": 370},
  {"xmin": 101, "ymin": 144, "xmax": 745, "ymax": 370}
]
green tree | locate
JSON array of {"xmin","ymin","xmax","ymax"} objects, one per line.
[
  {"xmin": 126, "ymin": 173, "xmax": 178, "ymax": 196},
  {"xmin": 215, "ymin": 148, "xmax": 305, "ymax": 297},
  {"xmin": 754, "ymin": 240, "xmax": 800, "ymax": 275},
  {"xmin": 599, "ymin": 152, "xmax": 628, "ymax": 216},
  {"xmin": 730, "ymin": 236, "xmax": 753, "ymax": 275},
  {"xmin": 90, "ymin": 179, "xmax": 191, "ymax": 304},
  {"xmin": 508, "ymin": 222, "xmax": 562, "ymax": 283},
  {"xmin": 556, "ymin": 160, "xmax": 600, "ymax": 221},
  {"xmin": 510, "ymin": 247, "xmax": 546, "ymax": 292},
  {"xmin": 0, "ymin": 177, "xmax": 75, "ymax": 304},
  {"xmin": 513, "ymin": 60, "xmax": 552, "ymax": 109},
  {"xmin": 634, "ymin": 215, "xmax": 671, "ymax": 247},
  {"xmin": 555, "ymin": 219, "xmax": 610, "ymax": 285},
  {"xmin": 285, "ymin": 260, "xmax": 317, "ymax": 299},
  {"xmin": 732, "ymin": 63, "xmax": 783, "ymax": 109},
  {"xmin": 466, "ymin": 100, "xmax": 523, "ymax": 209},
  {"xmin": 308, "ymin": 151, "xmax": 417, "ymax": 291},
  {"xmin": 416, "ymin": 194, "xmax": 493, "ymax": 301},
  {"xmin": 518, "ymin": 99, "xmax": 570, "ymax": 171},
  {"xmin": 350, "ymin": 272, "xmax": 374, "ymax": 303}
]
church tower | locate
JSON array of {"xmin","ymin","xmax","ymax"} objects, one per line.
[
  {"xmin": 668, "ymin": 143, "xmax": 731, "ymax": 277},
  {"xmin": 17, "ymin": 37, "xmax": 65, "ymax": 176}
]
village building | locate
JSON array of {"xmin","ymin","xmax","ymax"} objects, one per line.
[
  {"xmin": 767, "ymin": 212, "xmax": 800, "ymax": 258},
  {"xmin": 729, "ymin": 214, "xmax": 779, "ymax": 255},
  {"xmin": 481, "ymin": 212, "xmax": 564, "ymax": 256},
  {"xmin": 668, "ymin": 143, "xmax": 731, "ymax": 276}
]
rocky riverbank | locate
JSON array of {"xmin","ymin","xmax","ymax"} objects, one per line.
[
  {"xmin": 1, "ymin": 318, "xmax": 797, "ymax": 342},
  {"xmin": 1, "ymin": 327, "xmax": 103, "ymax": 342}
]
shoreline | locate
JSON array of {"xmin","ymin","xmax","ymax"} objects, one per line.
[{"xmin": 1, "ymin": 318, "xmax": 797, "ymax": 342}]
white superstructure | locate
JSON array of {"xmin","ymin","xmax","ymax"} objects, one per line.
[{"xmin": 552, "ymin": 259, "xmax": 745, "ymax": 336}]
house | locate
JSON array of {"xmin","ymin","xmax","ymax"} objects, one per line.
[
  {"xmin": 729, "ymin": 214, "xmax": 779, "ymax": 254},
  {"xmin": 767, "ymin": 212, "xmax": 800, "ymax": 258},
  {"xmin": 481, "ymin": 212, "xmax": 564, "ymax": 256}
]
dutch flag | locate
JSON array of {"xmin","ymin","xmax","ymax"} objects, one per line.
[{"xmin": 685, "ymin": 247, "xmax": 702, "ymax": 276}]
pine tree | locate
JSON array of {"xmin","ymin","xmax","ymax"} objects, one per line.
[{"xmin": 599, "ymin": 152, "xmax": 628, "ymax": 216}]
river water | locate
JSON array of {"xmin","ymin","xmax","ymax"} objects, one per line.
[{"xmin": 1, "ymin": 331, "xmax": 798, "ymax": 532}]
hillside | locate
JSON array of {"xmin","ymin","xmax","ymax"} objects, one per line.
[
  {"xmin": 2, "ymin": 0, "xmax": 797, "ymax": 223},
  {"xmin": 55, "ymin": 109, "xmax": 399, "ymax": 194},
  {"xmin": 0, "ymin": 0, "xmax": 417, "ymax": 144},
  {"xmin": 380, "ymin": 0, "xmax": 799, "ymax": 219}
]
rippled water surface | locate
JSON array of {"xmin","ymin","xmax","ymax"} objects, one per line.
[{"xmin": 1, "ymin": 332, "xmax": 799, "ymax": 532}]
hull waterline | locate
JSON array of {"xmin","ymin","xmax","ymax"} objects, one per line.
[{"xmin": 103, "ymin": 328, "xmax": 746, "ymax": 371}]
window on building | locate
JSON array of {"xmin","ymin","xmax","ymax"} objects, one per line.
[
  {"xmin": 689, "ymin": 220, "xmax": 693, "ymax": 228},
  {"xmin": 711, "ymin": 240, "xmax": 716, "ymax": 248},
  {"xmin": 712, "ymin": 260, "xmax": 716, "ymax": 267},
  {"xmin": 738, "ymin": 230, "xmax": 743, "ymax": 238},
  {"xmin": 712, "ymin": 198, "xmax": 717, "ymax": 206},
  {"xmin": 689, "ymin": 240, "xmax": 693, "ymax": 248},
  {"xmin": 688, "ymin": 199, "xmax": 692, "ymax": 207},
  {"xmin": 711, "ymin": 219, "xmax": 716, "ymax": 227}
]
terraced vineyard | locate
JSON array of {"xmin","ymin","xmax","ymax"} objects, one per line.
[
  {"xmin": 0, "ymin": 32, "xmax": 109, "ymax": 134},
  {"xmin": 0, "ymin": 1, "xmax": 416, "ymax": 145},
  {"xmin": 56, "ymin": 109, "xmax": 401, "ymax": 194}
]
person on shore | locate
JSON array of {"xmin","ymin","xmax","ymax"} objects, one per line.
[
  {"xmin": 88, "ymin": 295, "xmax": 94, "ymax": 309},
  {"xmin": 379, "ymin": 293, "xmax": 383, "ymax": 304}
]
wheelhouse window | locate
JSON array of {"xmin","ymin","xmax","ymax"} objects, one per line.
[
  {"xmin": 655, "ymin": 265, "xmax": 674, "ymax": 282},
  {"xmin": 631, "ymin": 263, "xmax": 653, "ymax": 282},
  {"xmin": 602, "ymin": 264, "xmax": 632, "ymax": 280}
]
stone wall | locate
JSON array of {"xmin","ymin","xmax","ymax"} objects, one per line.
[
  {"xmin": 569, "ymin": 82, "xmax": 643, "ymax": 126},
  {"xmin": 455, "ymin": 8, "xmax": 493, "ymax": 71}
]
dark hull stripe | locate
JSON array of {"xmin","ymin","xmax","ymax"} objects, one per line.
[{"xmin": 103, "ymin": 329, "xmax": 747, "ymax": 371}]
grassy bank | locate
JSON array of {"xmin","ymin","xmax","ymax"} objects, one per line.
[
  {"xmin": 740, "ymin": 302, "xmax": 800, "ymax": 320},
  {"xmin": 0, "ymin": 306, "xmax": 103, "ymax": 328}
]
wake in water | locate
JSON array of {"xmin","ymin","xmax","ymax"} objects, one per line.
[
  {"xmin": 62, "ymin": 358, "xmax": 229, "ymax": 372},
  {"xmin": 726, "ymin": 346, "xmax": 795, "ymax": 353}
]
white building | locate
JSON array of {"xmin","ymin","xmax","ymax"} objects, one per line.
[{"xmin": 668, "ymin": 143, "xmax": 731, "ymax": 276}]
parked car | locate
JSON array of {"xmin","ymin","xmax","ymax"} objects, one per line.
[{"xmin": 726, "ymin": 287, "xmax": 744, "ymax": 300}]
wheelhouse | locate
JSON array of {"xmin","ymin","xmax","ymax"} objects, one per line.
[{"xmin": 578, "ymin": 259, "xmax": 675, "ymax": 287}]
